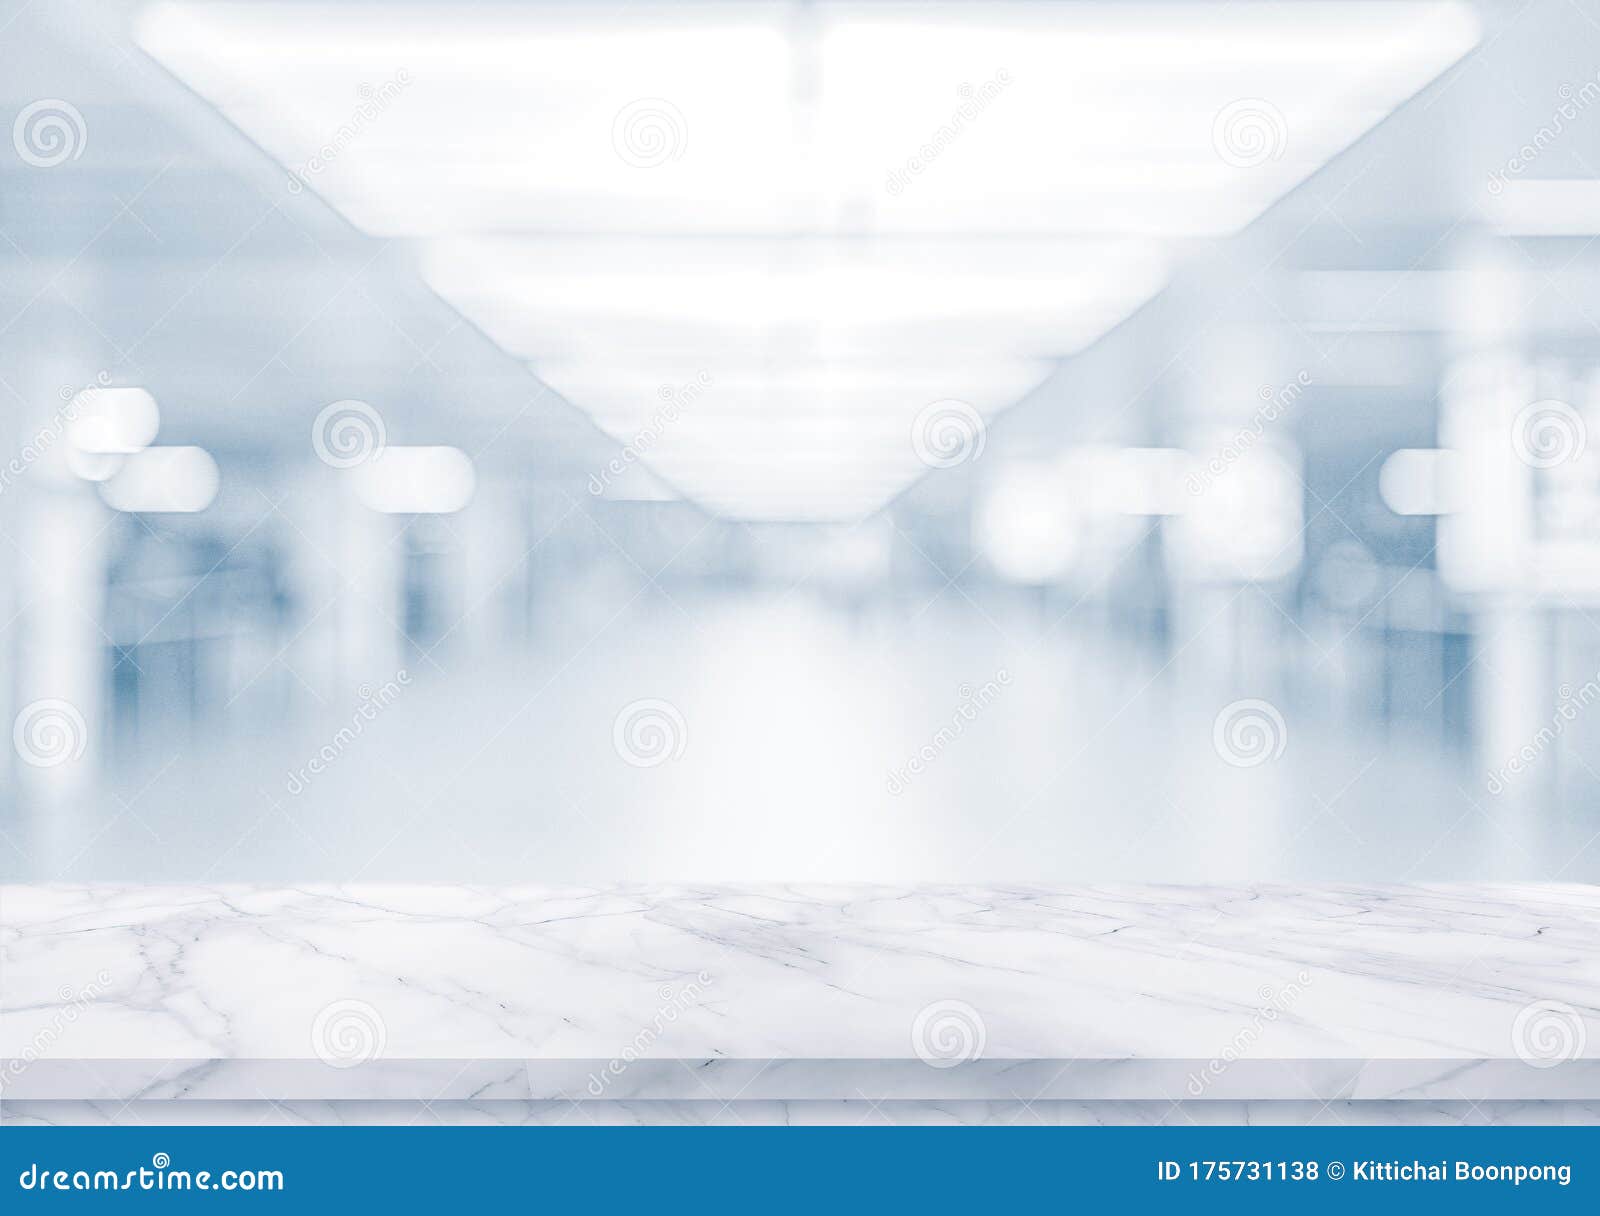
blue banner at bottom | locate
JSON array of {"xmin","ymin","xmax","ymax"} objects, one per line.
[{"xmin": 2, "ymin": 1126, "xmax": 1595, "ymax": 1213}]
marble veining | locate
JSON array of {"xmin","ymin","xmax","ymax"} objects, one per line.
[{"xmin": 2, "ymin": 883, "xmax": 1597, "ymax": 1102}]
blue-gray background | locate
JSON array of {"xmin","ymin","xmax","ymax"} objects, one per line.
[{"xmin": 1, "ymin": 0, "xmax": 1597, "ymax": 885}]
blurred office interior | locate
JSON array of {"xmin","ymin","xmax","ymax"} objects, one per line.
[{"xmin": 2, "ymin": 0, "xmax": 1600, "ymax": 883}]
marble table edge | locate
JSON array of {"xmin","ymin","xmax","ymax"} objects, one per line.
[{"xmin": 6, "ymin": 1057, "xmax": 1599, "ymax": 1102}]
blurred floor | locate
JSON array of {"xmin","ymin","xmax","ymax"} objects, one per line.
[{"xmin": 4, "ymin": 590, "xmax": 1592, "ymax": 884}]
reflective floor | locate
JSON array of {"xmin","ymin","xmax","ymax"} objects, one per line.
[{"xmin": 5, "ymin": 590, "xmax": 1594, "ymax": 885}]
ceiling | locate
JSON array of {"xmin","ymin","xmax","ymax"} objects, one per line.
[{"xmin": 130, "ymin": 0, "xmax": 1481, "ymax": 520}]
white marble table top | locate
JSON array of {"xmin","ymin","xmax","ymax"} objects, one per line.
[{"xmin": 3, "ymin": 883, "xmax": 1597, "ymax": 1101}]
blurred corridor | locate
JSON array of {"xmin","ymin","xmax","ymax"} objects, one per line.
[{"xmin": 2, "ymin": 0, "xmax": 1599, "ymax": 883}]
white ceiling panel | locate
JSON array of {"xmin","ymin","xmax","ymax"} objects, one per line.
[{"xmin": 139, "ymin": 0, "xmax": 1479, "ymax": 519}]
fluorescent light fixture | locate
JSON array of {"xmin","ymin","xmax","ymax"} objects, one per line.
[
  {"xmin": 535, "ymin": 362, "xmax": 1053, "ymax": 418},
  {"xmin": 1379, "ymin": 447, "xmax": 1460, "ymax": 515},
  {"xmin": 137, "ymin": 1, "xmax": 1478, "ymax": 521},
  {"xmin": 352, "ymin": 446, "xmax": 476, "ymax": 513},
  {"xmin": 65, "ymin": 448, "xmax": 125, "ymax": 483},
  {"xmin": 540, "ymin": 358, "xmax": 1050, "ymax": 520},
  {"xmin": 976, "ymin": 461, "xmax": 1082, "ymax": 584},
  {"xmin": 1167, "ymin": 440, "xmax": 1303, "ymax": 582},
  {"xmin": 99, "ymin": 446, "xmax": 220, "ymax": 513},
  {"xmin": 423, "ymin": 238, "xmax": 1170, "ymax": 363},
  {"xmin": 138, "ymin": 2, "xmax": 1479, "ymax": 239},
  {"xmin": 68, "ymin": 386, "xmax": 159, "ymax": 455}
]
